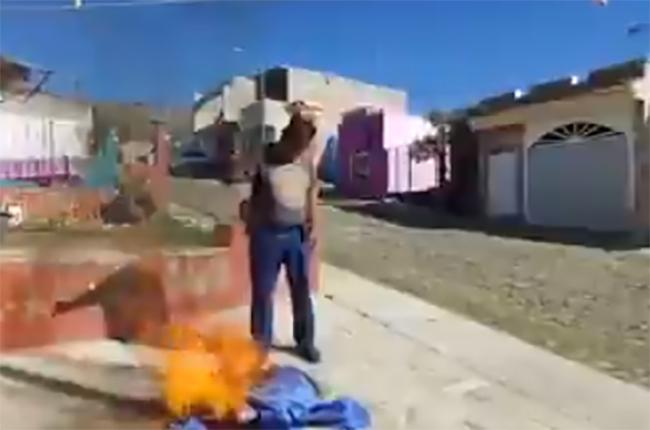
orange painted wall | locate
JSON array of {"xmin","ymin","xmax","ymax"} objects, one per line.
[{"xmin": 0, "ymin": 221, "xmax": 320, "ymax": 352}]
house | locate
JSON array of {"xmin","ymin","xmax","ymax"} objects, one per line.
[
  {"xmin": 0, "ymin": 56, "xmax": 93, "ymax": 185},
  {"xmin": 191, "ymin": 67, "xmax": 408, "ymax": 182},
  {"xmin": 193, "ymin": 66, "xmax": 407, "ymax": 134},
  {"xmin": 0, "ymin": 56, "xmax": 102, "ymax": 223},
  {"xmin": 467, "ymin": 58, "xmax": 649, "ymax": 232},
  {"xmin": 337, "ymin": 107, "xmax": 441, "ymax": 199}
]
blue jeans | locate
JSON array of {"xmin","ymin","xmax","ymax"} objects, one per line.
[{"xmin": 249, "ymin": 225, "xmax": 314, "ymax": 350}]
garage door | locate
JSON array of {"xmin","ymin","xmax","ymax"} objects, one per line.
[
  {"xmin": 527, "ymin": 122, "xmax": 630, "ymax": 230},
  {"xmin": 488, "ymin": 151, "xmax": 518, "ymax": 216}
]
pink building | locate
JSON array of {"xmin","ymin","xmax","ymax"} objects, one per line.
[{"xmin": 338, "ymin": 108, "xmax": 442, "ymax": 199}]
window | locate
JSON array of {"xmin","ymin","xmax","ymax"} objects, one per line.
[
  {"xmin": 257, "ymin": 68, "xmax": 288, "ymax": 101},
  {"xmin": 351, "ymin": 151, "xmax": 370, "ymax": 179},
  {"xmin": 534, "ymin": 122, "xmax": 624, "ymax": 146}
]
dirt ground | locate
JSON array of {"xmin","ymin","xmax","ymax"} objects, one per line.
[
  {"xmin": 319, "ymin": 200, "xmax": 650, "ymax": 387},
  {"xmin": 1, "ymin": 212, "xmax": 215, "ymax": 251}
]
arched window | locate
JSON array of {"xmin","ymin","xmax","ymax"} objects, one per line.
[{"xmin": 533, "ymin": 122, "xmax": 624, "ymax": 146}]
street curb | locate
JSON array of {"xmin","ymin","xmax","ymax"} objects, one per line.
[{"xmin": 0, "ymin": 358, "xmax": 165, "ymax": 417}]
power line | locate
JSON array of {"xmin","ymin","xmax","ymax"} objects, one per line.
[{"xmin": 0, "ymin": 0, "xmax": 223, "ymax": 12}]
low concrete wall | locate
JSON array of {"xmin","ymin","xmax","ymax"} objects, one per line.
[
  {"xmin": 0, "ymin": 241, "xmax": 244, "ymax": 351},
  {"xmin": 0, "ymin": 220, "xmax": 321, "ymax": 351},
  {"xmin": 0, "ymin": 178, "xmax": 322, "ymax": 352}
]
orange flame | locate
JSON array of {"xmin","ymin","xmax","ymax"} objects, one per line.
[{"xmin": 162, "ymin": 324, "xmax": 265, "ymax": 420}]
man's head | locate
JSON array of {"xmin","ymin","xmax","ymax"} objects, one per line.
[{"xmin": 275, "ymin": 113, "xmax": 317, "ymax": 162}]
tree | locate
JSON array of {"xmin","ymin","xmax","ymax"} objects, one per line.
[{"xmin": 427, "ymin": 109, "xmax": 450, "ymax": 126}]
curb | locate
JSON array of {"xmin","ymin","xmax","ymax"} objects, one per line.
[{"xmin": 0, "ymin": 355, "xmax": 165, "ymax": 417}]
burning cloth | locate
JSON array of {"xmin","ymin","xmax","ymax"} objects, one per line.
[{"xmin": 168, "ymin": 365, "xmax": 371, "ymax": 430}]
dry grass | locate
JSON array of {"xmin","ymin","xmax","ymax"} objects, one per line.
[{"xmin": 321, "ymin": 202, "xmax": 650, "ymax": 387}]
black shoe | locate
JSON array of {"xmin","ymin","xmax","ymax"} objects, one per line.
[{"xmin": 296, "ymin": 344, "xmax": 321, "ymax": 364}]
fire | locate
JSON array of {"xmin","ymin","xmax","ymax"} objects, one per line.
[{"xmin": 161, "ymin": 324, "xmax": 266, "ymax": 420}]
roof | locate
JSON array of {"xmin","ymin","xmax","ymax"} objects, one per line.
[
  {"xmin": 466, "ymin": 57, "xmax": 648, "ymax": 118},
  {"xmin": 0, "ymin": 55, "xmax": 47, "ymax": 72},
  {"xmin": 193, "ymin": 65, "xmax": 407, "ymax": 112}
]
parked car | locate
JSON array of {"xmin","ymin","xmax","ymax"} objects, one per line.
[{"xmin": 169, "ymin": 149, "xmax": 217, "ymax": 179}]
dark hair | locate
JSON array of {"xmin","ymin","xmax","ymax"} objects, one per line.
[{"xmin": 267, "ymin": 113, "xmax": 316, "ymax": 164}]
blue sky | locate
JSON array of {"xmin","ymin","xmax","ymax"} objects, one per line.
[{"xmin": 1, "ymin": 0, "xmax": 648, "ymax": 113}]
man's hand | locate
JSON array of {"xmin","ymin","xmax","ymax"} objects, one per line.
[
  {"xmin": 239, "ymin": 199, "xmax": 249, "ymax": 223},
  {"xmin": 305, "ymin": 216, "xmax": 317, "ymax": 248}
]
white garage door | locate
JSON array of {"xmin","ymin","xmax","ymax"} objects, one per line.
[
  {"xmin": 527, "ymin": 122, "xmax": 630, "ymax": 230},
  {"xmin": 488, "ymin": 152, "xmax": 518, "ymax": 216}
]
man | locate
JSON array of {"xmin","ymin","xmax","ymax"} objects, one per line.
[{"xmin": 242, "ymin": 104, "xmax": 323, "ymax": 363}]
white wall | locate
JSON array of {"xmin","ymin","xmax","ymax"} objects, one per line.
[
  {"xmin": 631, "ymin": 62, "xmax": 650, "ymax": 109},
  {"xmin": 471, "ymin": 88, "xmax": 635, "ymax": 147},
  {"xmin": 240, "ymin": 99, "xmax": 290, "ymax": 133},
  {"xmin": 193, "ymin": 76, "xmax": 256, "ymax": 131},
  {"xmin": 240, "ymin": 99, "xmax": 291, "ymax": 154},
  {"xmin": 193, "ymin": 95, "xmax": 222, "ymax": 131},
  {"xmin": 223, "ymin": 77, "xmax": 256, "ymax": 121},
  {"xmin": 288, "ymin": 68, "xmax": 407, "ymax": 120},
  {"xmin": 0, "ymin": 93, "xmax": 92, "ymax": 160},
  {"xmin": 383, "ymin": 113, "xmax": 436, "ymax": 150}
]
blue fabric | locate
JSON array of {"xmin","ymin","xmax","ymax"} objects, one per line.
[
  {"xmin": 169, "ymin": 417, "xmax": 207, "ymax": 430},
  {"xmin": 249, "ymin": 226, "xmax": 314, "ymax": 349},
  {"xmin": 169, "ymin": 366, "xmax": 371, "ymax": 430},
  {"xmin": 248, "ymin": 366, "xmax": 370, "ymax": 429}
]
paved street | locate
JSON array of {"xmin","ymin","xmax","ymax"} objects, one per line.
[{"xmin": 320, "ymin": 201, "xmax": 650, "ymax": 387}]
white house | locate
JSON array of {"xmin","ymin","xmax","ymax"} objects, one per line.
[
  {"xmin": 469, "ymin": 58, "xmax": 649, "ymax": 232},
  {"xmin": 0, "ymin": 91, "xmax": 93, "ymax": 183}
]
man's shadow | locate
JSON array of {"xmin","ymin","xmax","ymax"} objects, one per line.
[{"xmin": 53, "ymin": 262, "xmax": 170, "ymax": 346}]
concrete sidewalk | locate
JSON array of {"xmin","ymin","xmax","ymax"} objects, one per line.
[
  {"xmin": 315, "ymin": 265, "xmax": 650, "ymax": 430},
  {"xmin": 1, "ymin": 264, "xmax": 648, "ymax": 429}
]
